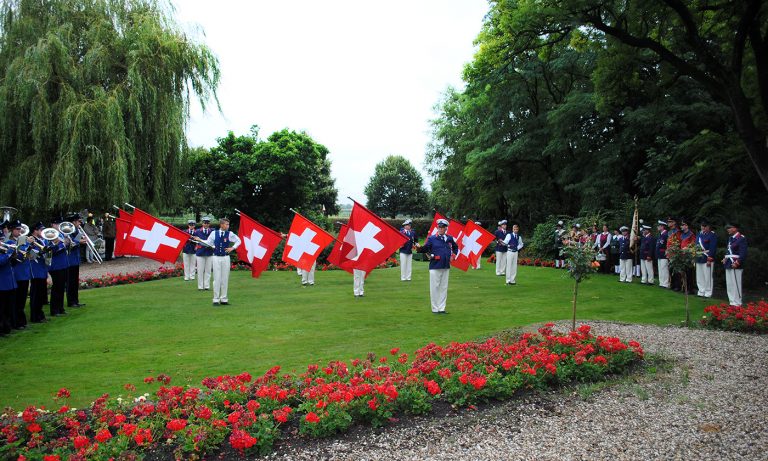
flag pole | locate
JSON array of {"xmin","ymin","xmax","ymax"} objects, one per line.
[
  {"xmin": 346, "ymin": 196, "xmax": 408, "ymax": 239},
  {"xmin": 124, "ymin": 202, "xmax": 136, "ymax": 210},
  {"xmin": 112, "ymin": 205, "xmax": 121, "ymax": 211}
]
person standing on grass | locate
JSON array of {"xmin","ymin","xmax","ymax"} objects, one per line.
[
  {"xmin": 182, "ymin": 219, "xmax": 197, "ymax": 281},
  {"xmin": 399, "ymin": 219, "xmax": 417, "ymax": 281},
  {"xmin": 695, "ymin": 220, "xmax": 717, "ymax": 298},
  {"xmin": 65, "ymin": 213, "xmax": 86, "ymax": 308},
  {"xmin": 656, "ymin": 220, "xmax": 670, "ymax": 289},
  {"xmin": 639, "ymin": 225, "xmax": 656, "ymax": 285},
  {"xmin": 595, "ymin": 224, "xmax": 611, "ymax": 274},
  {"xmin": 194, "ymin": 217, "xmax": 214, "ymax": 291},
  {"xmin": 503, "ymin": 223, "xmax": 524, "ymax": 285},
  {"xmin": 29, "ymin": 222, "xmax": 49, "ymax": 323},
  {"xmin": 494, "ymin": 220, "xmax": 508, "ymax": 276},
  {"xmin": 47, "ymin": 217, "xmax": 68, "ymax": 317},
  {"xmin": 723, "ymin": 223, "xmax": 747, "ymax": 307},
  {"xmin": 423, "ymin": 219, "xmax": 458, "ymax": 314},
  {"xmin": 204, "ymin": 217, "xmax": 240, "ymax": 306},
  {"xmin": 679, "ymin": 218, "xmax": 697, "ymax": 294},
  {"xmin": 618, "ymin": 226, "xmax": 633, "ymax": 283}
]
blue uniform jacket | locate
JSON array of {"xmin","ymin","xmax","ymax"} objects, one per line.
[
  {"xmin": 724, "ymin": 234, "xmax": 747, "ymax": 269},
  {"xmin": 194, "ymin": 228, "xmax": 214, "ymax": 256},
  {"xmin": 66, "ymin": 228, "xmax": 82, "ymax": 267},
  {"xmin": 655, "ymin": 230, "xmax": 668, "ymax": 259},
  {"xmin": 695, "ymin": 231, "xmax": 718, "ymax": 264},
  {"xmin": 494, "ymin": 229, "xmax": 508, "ymax": 253},
  {"xmin": 423, "ymin": 234, "xmax": 459, "ymax": 270},
  {"xmin": 30, "ymin": 239, "xmax": 49, "ymax": 279},
  {"xmin": 12, "ymin": 242, "xmax": 32, "ymax": 282},
  {"xmin": 618, "ymin": 236, "xmax": 632, "ymax": 260},
  {"xmin": 399, "ymin": 229, "xmax": 417, "ymax": 254},
  {"xmin": 213, "ymin": 230, "xmax": 232, "ymax": 256},
  {"xmin": 182, "ymin": 228, "xmax": 197, "ymax": 254},
  {"xmin": 47, "ymin": 240, "xmax": 69, "ymax": 271},
  {"xmin": 640, "ymin": 235, "xmax": 656, "ymax": 260},
  {"xmin": 0, "ymin": 251, "xmax": 18, "ymax": 291}
]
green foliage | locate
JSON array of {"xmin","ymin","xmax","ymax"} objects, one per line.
[
  {"xmin": 0, "ymin": 0, "xmax": 220, "ymax": 217},
  {"xmin": 185, "ymin": 126, "xmax": 339, "ymax": 229},
  {"xmin": 364, "ymin": 155, "xmax": 429, "ymax": 218},
  {"xmin": 561, "ymin": 242, "xmax": 599, "ymax": 284}
]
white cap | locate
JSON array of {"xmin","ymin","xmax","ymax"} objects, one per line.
[
  {"xmin": 437, "ymin": 219, "xmax": 449, "ymax": 227},
  {"xmin": 498, "ymin": 219, "xmax": 507, "ymax": 225}
]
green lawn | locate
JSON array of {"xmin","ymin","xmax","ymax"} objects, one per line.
[{"xmin": 0, "ymin": 263, "xmax": 716, "ymax": 408}]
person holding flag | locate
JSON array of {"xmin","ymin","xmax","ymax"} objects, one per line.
[
  {"xmin": 494, "ymin": 220, "xmax": 508, "ymax": 276},
  {"xmin": 723, "ymin": 223, "xmax": 747, "ymax": 306},
  {"xmin": 282, "ymin": 210, "xmax": 334, "ymax": 287},
  {"xmin": 194, "ymin": 217, "xmax": 214, "ymax": 291},
  {"xmin": 399, "ymin": 219, "xmax": 418, "ymax": 281},
  {"xmin": 422, "ymin": 219, "xmax": 458, "ymax": 314},
  {"xmin": 203, "ymin": 217, "xmax": 241, "ymax": 306},
  {"xmin": 503, "ymin": 223, "xmax": 524, "ymax": 285},
  {"xmin": 182, "ymin": 219, "xmax": 197, "ymax": 281}
]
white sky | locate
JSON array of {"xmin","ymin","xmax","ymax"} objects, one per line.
[{"xmin": 174, "ymin": 0, "xmax": 488, "ymax": 204}]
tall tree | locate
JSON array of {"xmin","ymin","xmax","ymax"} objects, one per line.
[
  {"xmin": 364, "ymin": 155, "xmax": 429, "ymax": 218},
  {"xmin": 0, "ymin": 0, "xmax": 220, "ymax": 216}
]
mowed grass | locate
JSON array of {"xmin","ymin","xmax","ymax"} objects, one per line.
[{"xmin": 0, "ymin": 262, "xmax": 716, "ymax": 408}]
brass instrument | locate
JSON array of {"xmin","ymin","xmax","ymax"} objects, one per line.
[
  {"xmin": 76, "ymin": 224, "xmax": 103, "ymax": 264},
  {"xmin": 190, "ymin": 235, "xmax": 215, "ymax": 249},
  {"xmin": 42, "ymin": 227, "xmax": 62, "ymax": 241},
  {"xmin": 0, "ymin": 241, "xmax": 28, "ymax": 258}
]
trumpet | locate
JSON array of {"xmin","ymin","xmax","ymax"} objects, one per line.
[
  {"xmin": 76, "ymin": 224, "xmax": 103, "ymax": 264},
  {"xmin": 190, "ymin": 235, "xmax": 215, "ymax": 249},
  {"xmin": 0, "ymin": 241, "xmax": 29, "ymax": 258}
]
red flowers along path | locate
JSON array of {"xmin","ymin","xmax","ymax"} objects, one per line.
[{"xmin": 0, "ymin": 325, "xmax": 643, "ymax": 460}]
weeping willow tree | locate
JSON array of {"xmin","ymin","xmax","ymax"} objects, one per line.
[{"xmin": 0, "ymin": 0, "xmax": 219, "ymax": 217}]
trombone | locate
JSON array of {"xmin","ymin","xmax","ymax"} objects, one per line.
[{"xmin": 75, "ymin": 223, "xmax": 103, "ymax": 264}]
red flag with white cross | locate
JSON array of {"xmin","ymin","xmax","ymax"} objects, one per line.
[
  {"xmin": 124, "ymin": 208, "xmax": 190, "ymax": 263},
  {"xmin": 345, "ymin": 201, "xmax": 408, "ymax": 274},
  {"xmin": 448, "ymin": 219, "xmax": 472, "ymax": 271},
  {"xmin": 236, "ymin": 211, "xmax": 283, "ymax": 278},
  {"xmin": 459, "ymin": 220, "xmax": 495, "ymax": 269},
  {"xmin": 326, "ymin": 224, "xmax": 355, "ymax": 274},
  {"xmin": 424, "ymin": 211, "xmax": 448, "ymax": 245},
  {"xmin": 282, "ymin": 212, "xmax": 334, "ymax": 272},
  {"xmin": 114, "ymin": 209, "xmax": 134, "ymax": 257}
]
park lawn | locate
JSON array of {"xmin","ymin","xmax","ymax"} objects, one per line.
[{"xmin": 0, "ymin": 262, "xmax": 714, "ymax": 408}]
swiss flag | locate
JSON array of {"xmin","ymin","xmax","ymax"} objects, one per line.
[
  {"xmin": 236, "ymin": 212, "xmax": 283, "ymax": 278},
  {"xmin": 113, "ymin": 209, "xmax": 133, "ymax": 257},
  {"xmin": 282, "ymin": 213, "xmax": 334, "ymax": 272},
  {"xmin": 424, "ymin": 212, "xmax": 448, "ymax": 244},
  {"xmin": 124, "ymin": 208, "xmax": 190, "ymax": 263},
  {"xmin": 449, "ymin": 219, "xmax": 472, "ymax": 271},
  {"xmin": 326, "ymin": 224, "xmax": 355, "ymax": 274},
  {"xmin": 344, "ymin": 201, "xmax": 408, "ymax": 274},
  {"xmin": 460, "ymin": 220, "xmax": 495, "ymax": 269}
]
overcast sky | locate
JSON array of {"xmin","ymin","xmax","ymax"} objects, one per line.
[{"xmin": 174, "ymin": 0, "xmax": 488, "ymax": 204}]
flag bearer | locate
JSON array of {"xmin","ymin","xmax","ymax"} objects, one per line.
[
  {"xmin": 656, "ymin": 220, "xmax": 670, "ymax": 288},
  {"xmin": 639, "ymin": 225, "xmax": 656, "ymax": 285},
  {"xmin": 723, "ymin": 223, "xmax": 747, "ymax": 306},
  {"xmin": 618, "ymin": 226, "xmax": 633, "ymax": 283},
  {"xmin": 399, "ymin": 219, "xmax": 417, "ymax": 281},
  {"xmin": 182, "ymin": 219, "xmax": 197, "ymax": 281},
  {"xmin": 494, "ymin": 220, "xmax": 508, "ymax": 276},
  {"xmin": 503, "ymin": 224, "xmax": 524, "ymax": 285},
  {"xmin": 423, "ymin": 219, "xmax": 458, "ymax": 314},
  {"xmin": 194, "ymin": 217, "xmax": 214, "ymax": 291},
  {"xmin": 695, "ymin": 220, "xmax": 717, "ymax": 298},
  {"xmin": 204, "ymin": 217, "xmax": 241, "ymax": 306}
]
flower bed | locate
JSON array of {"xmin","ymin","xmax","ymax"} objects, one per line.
[
  {"xmin": 0, "ymin": 324, "xmax": 643, "ymax": 459},
  {"xmin": 487, "ymin": 254, "xmax": 557, "ymax": 267},
  {"xmin": 700, "ymin": 300, "xmax": 768, "ymax": 334}
]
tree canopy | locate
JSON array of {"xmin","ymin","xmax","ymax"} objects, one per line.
[
  {"xmin": 0, "ymin": 0, "xmax": 220, "ymax": 217},
  {"xmin": 186, "ymin": 126, "xmax": 339, "ymax": 230},
  {"xmin": 364, "ymin": 155, "xmax": 429, "ymax": 218}
]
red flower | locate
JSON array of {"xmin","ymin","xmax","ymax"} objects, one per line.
[
  {"xmin": 305, "ymin": 412, "xmax": 321, "ymax": 424},
  {"xmin": 390, "ymin": 348, "xmax": 400, "ymax": 355},
  {"xmin": 367, "ymin": 398, "xmax": 378, "ymax": 411},
  {"xmin": 124, "ymin": 383, "xmax": 136, "ymax": 392},
  {"xmin": 73, "ymin": 434, "xmax": 90, "ymax": 449},
  {"xmin": 55, "ymin": 388, "xmax": 71, "ymax": 399},
  {"xmin": 229, "ymin": 429, "xmax": 258, "ymax": 451},
  {"xmin": 43, "ymin": 456, "xmax": 61, "ymax": 461},
  {"xmin": 26, "ymin": 423, "xmax": 42, "ymax": 433},
  {"xmin": 246, "ymin": 400, "xmax": 260, "ymax": 412},
  {"xmin": 195, "ymin": 406, "xmax": 213, "ymax": 420},
  {"xmin": 424, "ymin": 380, "xmax": 441, "ymax": 395},
  {"xmin": 166, "ymin": 418, "xmax": 187, "ymax": 432},
  {"xmin": 95, "ymin": 428, "xmax": 112, "ymax": 443},
  {"xmin": 143, "ymin": 376, "xmax": 155, "ymax": 384}
]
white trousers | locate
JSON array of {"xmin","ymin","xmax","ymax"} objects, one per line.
[
  {"xmin": 183, "ymin": 253, "xmax": 196, "ymax": 280},
  {"xmin": 495, "ymin": 251, "xmax": 507, "ymax": 275},
  {"xmin": 196, "ymin": 256, "xmax": 212, "ymax": 290},
  {"xmin": 297, "ymin": 267, "xmax": 303, "ymax": 276},
  {"xmin": 658, "ymin": 259, "xmax": 670, "ymax": 288},
  {"xmin": 640, "ymin": 260, "xmax": 654, "ymax": 284},
  {"xmin": 474, "ymin": 258, "xmax": 481, "ymax": 269},
  {"xmin": 696, "ymin": 263, "xmax": 714, "ymax": 297},
  {"xmin": 353, "ymin": 269, "xmax": 365, "ymax": 296},
  {"xmin": 302, "ymin": 262, "xmax": 316, "ymax": 285},
  {"xmin": 429, "ymin": 269, "xmax": 450, "ymax": 312},
  {"xmin": 505, "ymin": 251, "xmax": 519, "ymax": 284},
  {"xmin": 211, "ymin": 255, "xmax": 231, "ymax": 302},
  {"xmin": 619, "ymin": 259, "xmax": 633, "ymax": 282},
  {"xmin": 400, "ymin": 252, "xmax": 413, "ymax": 280},
  {"xmin": 725, "ymin": 268, "xmax": 743, "ymax": 306}
]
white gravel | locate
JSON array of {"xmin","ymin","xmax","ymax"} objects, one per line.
[{"xmin": 265, "ymin": 322, "xmax": 768, "ymax": 461}]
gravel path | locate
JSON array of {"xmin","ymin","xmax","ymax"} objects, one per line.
[
  {"xmin": 78, "ymin": 257, "xmax": 177, "ymax": 279},
  {"xmin": 264, "ymin": 322, "xmax": 767, "ymax": 461}
]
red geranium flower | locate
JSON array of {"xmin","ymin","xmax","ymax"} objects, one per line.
[
  {"xmin": 305, "ymin": 412, "xmax": 320, "ymax": 424},
  {"xmin": 166, "ymin": 419, "xmax": 187, "ymax": 432}
]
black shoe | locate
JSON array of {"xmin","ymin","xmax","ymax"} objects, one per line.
[
  {"xmin": 212, "ymin": 302, "xmax": 220, "ymax": 307},
  {"xmin": 439, "ymin": 311, "xmax": 448, "ymax": 314},
  {"xmin": 221, "ymin": 302, "xmax": 229, "ymax": 305},
  {"xmin": 14, "ymin": 325, "xmax": 26, "ymax": 330}
]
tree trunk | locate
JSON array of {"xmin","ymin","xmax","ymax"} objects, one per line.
[
  {"xmin": 572, "ymin": 279, "xmax": 579, "ymax": 331},
  {"xmin": 683, "ymin": 272, "xmax": 690, "ymax": 327}
]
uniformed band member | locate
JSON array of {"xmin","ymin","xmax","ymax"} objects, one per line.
[
  {"xmin": 639, "ymin": 225, "xmax": 656, "ymax": 285},
  {"xmin": 9, "ymin": 220, "xmax": 29, "ymax": 329},
  {"xmin": 29, "ymin": 222, "xmax": 49, "ymax": 323},
  {"xmin": 723, "ymin": 223, "xmax": 747, "ymax": 306},
  {"xmin": 503, "ymin": 224, "xmax": 523, "ymax": 285},
  {"xmin": 65, "ymin": 213, "xmax": 86, "ymax": 308},
  {"xmin": 695, "ymin": 220, "xmax": 717, "ymax": 298},
  {"xmin": 679, "ymin": 218, "xmax": 696, "ymax": 294},
  {"xmin": 610, "ymin": 228, "xmax": 621, "ymax": 274},
  {"xmin": 494, "ymin": 220, "xmax": 508, "ymax": 276},
  {"xmin": 656, "ymin": 220, "xmax": 670, "ymax": 288},
  {"xmin": 194, "ymin": 217, "xmax": 214, "ymax": 291},
  {"xmin": 423, "ymin": 219, "xmax": 458, "ymax": 314},
  {"xmin": 204, "ymin": 217, "xmax": 241, "ymax": 306},
  {"xmin": 618, "ymin": 226, "xmax": 633, "ymax": 283},
  {"xmin": 182, "ymin": 219, "xmax": 197, "ymax": 281},
  {"xmin": 594, "ymin": 224, "xmax": 611, "ymax": 274},
  {"xmin": 554, "ymin": 221, "xmax": 566, "ymax": 268},
  {"xmin": 399, "ymin": 219, "xmax": 417, "ymax": 281},
  {"xmin": 302, "ymin": 262, "xmax": 316, "ymax": 286},
  {"xmin": 0, "ymin": 231, "xmax": 16, "ymax": 336},
  {"xmin": 47, "ymin": 218, "xmax": 68, "ymax": 317}
]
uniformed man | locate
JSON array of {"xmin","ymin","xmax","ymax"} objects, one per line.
[
  {"xmin": 182, "ymin": 219, "xmax": 197, "ymax": 281},
  {"xmin": 594, "ymin": 224, "xmax": 611, "ymax": 274},
  {"xmin": 353, "ymin": 269, "xmax": 365, "ymax": 297},
  {"xmin": 679, "ymin": 218, "xmax": 696, "ymax": 294},
  {"xmin": 9, "ymin": 220, "xmax": 29, "ymax": 329},
  {"xmin": 28, "ymin": 222, "xmax": 49, "ymax": 323},
  {"xmin": 695, "ymin": 220, "xmax": 718, "ymax": 298},
  {"xmin": 302, "ymin": 262, "xmax": 316, "ymax": 286},
  {"xmin": 102, "ymin": 213, "xmax": 116, "ymax": 261},
  {"xmin": 494, "ymin": 220, "xmax": 508, "ymax": 276},
  {"xmin": 203, "ymin": 217, "xmax": 241, "ymax": 306},
  {"xmin": 722, "ymin": 223, "xmax": 747, "ymax": 306},
  {"xmin": 65, "ymin": 213, "xmax": 86, "ymax": 308},
  {"xmin": 610, "ymin": 228, "xmax": 621, "ymax": 274},
  {"xmin": 656, "ymin": 220, "xmax": 670, "ymax": 288},
  {"xmin": 47, "ymin": 218, "xmax": 68, "ymax": 317},
  {"xmin": 423, "ymin": 219, "xmax": 458, "ymax": 314},
  {"xmin": 399, "ymin": 219, "xmax": 417, "ymax": 281},
  {"xmin": 503, "ymin": 224, "xmax": 524, "ymax": 285},
  {"xmin": 194, "ymin": 217, "xmax": 214, "ymax": 291},
  {"xmin": 554, "ymin": 221, "xmax": 566, "ymax": 268},
  {"xmin": 639, "ymin": 225, "xmax": 656, "ymax": 285},
  {"xmin": 618, "ymin": 226, "xmax": 633, "ymax": 283},
  {"xmin": 0, "ymin": 229, "xmax": 16, "ymax": 336}
]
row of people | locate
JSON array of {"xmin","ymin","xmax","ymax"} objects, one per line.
[
  {"xmin": 0, "ymin": 215, "xmax": 86, "ymax": 336},
  {"xmin": 180, "ymin": 217, "xmax": 241, "ymax": 305}
]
